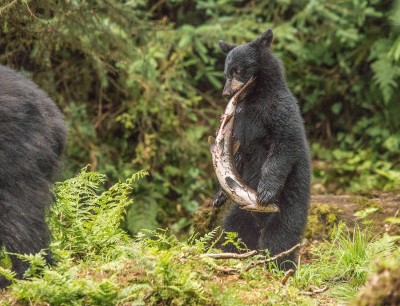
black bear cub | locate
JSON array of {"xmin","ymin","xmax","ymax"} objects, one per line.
[
  {"xmin": 0, "ymin": 65, "xmax": 67, "ymax": 287},
  {"xmin": 212, "ymin": 29, "xmax": 311, "ymax": 269}
]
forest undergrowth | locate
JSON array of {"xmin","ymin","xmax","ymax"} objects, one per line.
[{"xmin": 0, "ymin": 169, "xmax": 398, "ymax": 305}]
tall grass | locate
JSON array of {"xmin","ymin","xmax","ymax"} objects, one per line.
[{"xmin": 295, "ymin": 222, "xmax": 396, "ymax": 301}]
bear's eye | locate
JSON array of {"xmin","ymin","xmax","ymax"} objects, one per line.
[{"xmin": 233, "ymin": 69, "xmax": 243, "ymax": 78}]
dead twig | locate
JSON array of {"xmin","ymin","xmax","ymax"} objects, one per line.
[
  {"xmin": 200, "ymin": 250, "xmax": 257, "ymax": 259},
  {"xmin": 0, "ymin": 0, "xmax": 17, "ymax": 13},
  {"xmin": 216, "ymin": 266, "xmax": 240, "ymax": 275},
  {"xmin": 301, "ymin": 285, "xmax": 329, "ymax": 296},
  {"xmin": 280, "ymin": 269, "xmax": 295, "ymax": 285},
  {"xmin": 244, "ymin": 244, "xmax": 301, "ymax": 272}
]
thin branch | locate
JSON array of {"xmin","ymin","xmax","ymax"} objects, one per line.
[
  {"xmin": 216, "ymin": 266, "xmax": 240, "ymax": 274},
  {"xmin": 0, "ymin": 0, "xmax": 17, "ymax": 14},
  {"xmin": 301, "ymin": 285, "xmax": 329, "ymax": 296},
  {"xmin": 149, "ymin": 0, "xmax": 166, "ymax": 14},
  {"xmin": 281, "ymin": 269, "xmax": 295, "ymax": 285},
  {"xmin": 244, "ymin": 244, "xmax": 301, "ymax": 272},
  {"xmin": 24, "ymin": 0, "xmax": 39, "ymax": 19},
  {"xmin": 200, "ymin": 250, "xmax": 257, "ymax": 259}
]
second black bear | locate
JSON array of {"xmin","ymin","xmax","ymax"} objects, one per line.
[
  {"xmin": 0, "ymin": 65, "xmax": 67, "ymax": 287},
  {"xmin": 212, "ymin": 29, "xmax": 311, "ymax": 269}
]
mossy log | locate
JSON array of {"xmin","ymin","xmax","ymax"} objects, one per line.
[
  {"xmin": 193, "ymin": 192, "xmax": 400, "ymax": 239},
  {"xmin": 308, "ymin": 193, "xmax": 400, "ymax": 239}
]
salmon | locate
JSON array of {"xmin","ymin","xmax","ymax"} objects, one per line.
[{"xmin": 208, "ymin": 77, "xmax": 280, "ymax": 213}]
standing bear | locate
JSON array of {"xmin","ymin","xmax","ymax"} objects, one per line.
[
  {"xmin": 212, "ymin": 29, "xmax": 311, "ymax": 269},
  {"xmin": 0, "ymin": 65, "xmax": 67, "ymax": 287}
]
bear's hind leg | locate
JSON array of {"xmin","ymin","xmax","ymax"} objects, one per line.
[
  {"xmin": 222, "ymin": 204, "xmax": 260, "ymax": 252},
  {"xmin": 0, "ymin": 198, "xmax": 54, "ymax": 287},
  {"xmin": 258, "ymin": 222, "xmax": 299, "ymax": 270}
]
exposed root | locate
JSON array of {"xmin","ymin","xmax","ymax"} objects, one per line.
[
  {"xmin": 200, "ymin": 250, "xmax": 257, "ymax": 259},
  {"xmin": 216, "ymin": 266, "xmax": 240, "ymax": 275},
  {"xmin": 244, "ymin": 244, "xmax": 301, "ymax": 272}
]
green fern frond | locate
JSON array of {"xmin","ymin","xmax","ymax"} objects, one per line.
[
  {"xmin": 190, "ymin": 227, "xmax": 223, "ymax": 252},
  {"xmin": 127, "ymin": 170, "xmax": 149, "ymax": 184},
  {"xmin": 0, "ymin": 267, "xmax": 15, "ymax": 282},
  {"xmin": 50, "ymin": 167, "xmax": 147, "ymax": 261},
  {"xmin": 221, "ymin": 232, "xmax": 248, "ymax": 252},
  {"xmin": 388, "ymin": 36, "xmax": 400, "ymax": 61},
  {"xmin": 371, "ymin": 58, "xmax": 400, "ymax": 103}
]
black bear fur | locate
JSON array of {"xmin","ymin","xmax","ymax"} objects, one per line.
[
  {"xmin": 213, "ymin": 29, "xmax": 311, "ymax": 269},
  {"xmin": 0, "ymin": 65, "xmax": 67, "ymax": 287}
]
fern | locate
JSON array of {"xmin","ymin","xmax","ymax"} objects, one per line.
[
  {"xmin": 221, "ymin": 232, "xmax": 248, "ymax": 252},
  {"xmin": 0, "ymin": 266, "xmax": 15, "ymax": 283},
  {"xmin": 371, "ymin": 57, "xmax": 400, "ymax": 103},
  {"xmin": 388, "ymin": 36, "xmax": 400, "ymax": 61},
  {"xmin": 189, "ymin": 226, "xmax": 223, "ymax": 252},
  {"xmin": 50, "ymin": 167, "xmax": 148, "ymax": 261},
  {"xmin": 135, "ymin": 228, "xmax": 180, "ymax": 250}
]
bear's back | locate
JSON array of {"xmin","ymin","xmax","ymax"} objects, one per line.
[{"xmin": 0, "ymin": 65, "xmax": 67, "ymax": 179}]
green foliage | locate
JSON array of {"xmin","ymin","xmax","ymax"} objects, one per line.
[
  {"xmin": 50, "ymin": 167, "xmax": 148, "ymax": 261},
  {"xmin": 1, "ymin": 0, "xmax": 400, "ymax": 233},
  {"xmin": 188, "ymin": 227, "xmax": 224, "ymax": 252},
  {"xmin": 134, "ymin": 229, "xmax": 211, "ymax": 305},
  {"xmin": 295, "ymin": 222, "xmax": 398, "ymax": 302},
  {"xmin": 354, "ymin": 207, "xmax": 380, "ymax": 225},
  {"xmin": 1, "ymin": 171, "xmax": 399, "ymax": 305},
  {"xmin": 312, "ymin": 143, "xmax": 400, "ymax": 193},
  {"xmin": 0, "ymin": 266, "xmax": 14, "ymax": 283},
  {"xmin": 221, "ymin": 231, "xmax": 248, "ymax": 252}
]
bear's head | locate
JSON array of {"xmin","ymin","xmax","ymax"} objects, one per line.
[{"xmin": 219, "ymin": 28, "xmax": 274, "ymax": 98}]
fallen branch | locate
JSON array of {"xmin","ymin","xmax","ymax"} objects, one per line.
[
  {"xmin": 244, "ymin": 244, "xmax": 301, "ymax": 272},
  {"xmin": 281, "ymin": 269, "xmax": 295, "ymax": 285},
  {"xmin": 301, "ymin": 285, "xmax": 329, "ymax": 296},
  {"xmin": 200, "ymin": 250, "xmax": 257, "ymax": 259},
  {"xmin": 216, "ymin": 266, "xmax": 240, "ymax": 274}
]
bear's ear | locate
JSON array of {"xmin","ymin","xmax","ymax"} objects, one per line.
[
  {"xmin": 219, "ymin": 40, "xmax": 237, "ymax": 54},
  {"xmin": 254, "ymin": 28, "xmax": 273, "ymax": 48}
]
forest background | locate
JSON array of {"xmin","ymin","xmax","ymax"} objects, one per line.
[{"xmin": 1, "ymin": 0, "xmax": 400, "ymax": 236}]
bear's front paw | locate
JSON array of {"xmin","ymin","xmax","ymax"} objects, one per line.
[
  {"xmin": 256, "ymin": 188, "xmax": 278, "ymax": 206},
  {"xmin": 211, "ymin": 190, "xmax": 227, "ymax": 207}
]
